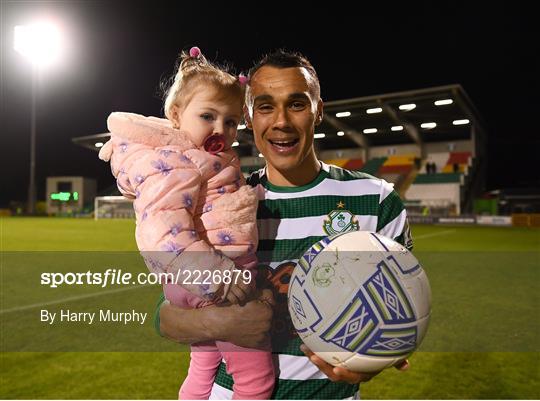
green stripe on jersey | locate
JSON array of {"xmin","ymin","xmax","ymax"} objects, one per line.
[
  {"xmin": 258, "ymin": 195, "xmax": 379, "ymax": 219},
  {"xmin": 259, "ymin": 236, "xmax": 325, "ymax": 261},
  {"xmin": 376, "ymin": 190, "xmax": 405, "ymax": 231},
  {"xmin": 215, "ymin": 363, "xmax": 358, "ymax": 400}
]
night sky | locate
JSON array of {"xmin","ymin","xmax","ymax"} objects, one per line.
[{"xmin": 1, "ymin": 1, "xmax": 538, "ymax": 208}]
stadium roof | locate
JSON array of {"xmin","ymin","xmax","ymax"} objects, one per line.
[
  {"xmin": 72, "ymin": 84, "xmax": 485, "ymax": 158},
  {"xmin": 318, "ymin": 84, "xmax": 485, "ymax": 151}
]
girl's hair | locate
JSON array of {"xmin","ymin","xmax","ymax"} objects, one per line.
[{"xmin": 163, "ymin": 48, "xmax": 244, "ymax": 125}]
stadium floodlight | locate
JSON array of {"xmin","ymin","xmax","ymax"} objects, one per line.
[
  {"xmin": 238, "ymin": 124, "xmax": 246, "ymax": 130},
  {"xmin": 363, "ymin": 128, "xmax": 378, "ymax": 134},
  {"xmin": 421, "ymin": 122, "xmax": 437, "ymax": 129},
  {"xmin": 453, "ymin": 119, "xmax": 470, "ymax": 125},
  {"xmin": 95, "ymin": 142, "xmax": 104, "ymax": 148},
  {"xmin": 14, "ymin": 22, "xmax": 65, "ymax": 214},
  {"xmin": 391, "ymin": 125, "xmax": 404, "ymax": 131},
  {"xmin": 399, "ymin": 103, "xmax": 416, "ymax": 111},
  {"xmin": 336, "ymin": 111, "xmax": 351, "ymax": 118},
  {"xmin": 314, "ymin": 133, "xmax": 325, "ymax": 139},
  {"xmin": 337, "ymin": 131, "xmax": 345, "ymax": 136},
  {"xmin": 434, "ymin": 99, "xmax": 453, "ymax": 106},
  {"xmin": 14, "ymin": 23, "xmax": 63, "ymax": 67},
  {"xmin": 366, "ymin": 107, "xmax": 382, "ymax": 114}
]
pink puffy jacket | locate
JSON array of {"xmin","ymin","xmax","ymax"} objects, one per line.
[{"xmin": 99, "ymin": 112, "xmax": 258, "ymax": 301}]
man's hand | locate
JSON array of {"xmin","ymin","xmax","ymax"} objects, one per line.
[
  {"xmin": 300, "ymin": 344, "xmax": 409, "ymax": 384},
  {"xmin": 225, "ymin": 279, "xmax": 254, "ymax": 305},
  {"xmin": 160, "ymin": 289, "xmax": 274, "ymax": 350},
  {"xmin": 213, "ymin": 288, "xmax": 274, "ymax": 348}
]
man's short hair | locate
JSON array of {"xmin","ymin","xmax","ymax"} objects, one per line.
[{"xmin": 246, "ymin": 49, "xmax": 321, "ymax": 110}]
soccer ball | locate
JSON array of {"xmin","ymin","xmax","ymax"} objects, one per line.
[{"xmin": 288, "ymin": 231, "xmax": 431, "ymax": 372}]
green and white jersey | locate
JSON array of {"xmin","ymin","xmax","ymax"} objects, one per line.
[{"xmin": 210, "ymin": 162, "xmax": 413, "ymax": 400}]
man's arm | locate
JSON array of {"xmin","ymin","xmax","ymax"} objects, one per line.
[{"xmin": 158, "ymin": 289, "xmax": 275, "ymax": 349}]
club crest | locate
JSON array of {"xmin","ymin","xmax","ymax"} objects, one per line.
[{"xmin": 323, "ymin": 202, "xmax": 359, "ymax": 236}]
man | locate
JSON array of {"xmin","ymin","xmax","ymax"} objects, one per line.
[{"xmin": 158, "ymin": 50, "xmax": 412, "ymax": 399}]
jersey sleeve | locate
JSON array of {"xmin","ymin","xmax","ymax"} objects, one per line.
[{"xmin": 376, "ymin": 179, "xmax": 413, "ymax": 250}]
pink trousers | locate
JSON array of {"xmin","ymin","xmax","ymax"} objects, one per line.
[
  {"xmin": 179, "ymin": 341, "xmax": 275, "ymax": 400},
  {"xmin": 164, "ymin": 283, "xmax": 275, "ymax": 400}
]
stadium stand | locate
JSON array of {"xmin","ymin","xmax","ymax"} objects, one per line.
[
  {"xmin": 360, "ymin": 157, "xmax": 387, "ymax": 175},
  {"xmin": 73, "ymin": 84, "xmax": 487, "ymax": 217}
]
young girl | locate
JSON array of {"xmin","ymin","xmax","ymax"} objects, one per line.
[{"xmin": 99, "ymin": 47, "xmax": 274, "ymax": 400}]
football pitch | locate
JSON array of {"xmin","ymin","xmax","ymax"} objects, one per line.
[{"xmin": 1, "ymin": 217, "xmax": 539, "ymax": 399}]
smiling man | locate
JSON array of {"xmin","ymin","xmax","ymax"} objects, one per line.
[
  {"xmin": 159, "ymin": 50, "xmax": 412, "ymax": 399},
  {"xmin": 245, "ymin": 61, "xmax": 322, "ymax": 187}
]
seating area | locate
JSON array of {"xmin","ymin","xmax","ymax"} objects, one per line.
[
  {"xmin": 359, "ymin": 157, "xmax": 386, "ymax": 175},
  {"xmin": 323, "ymin": 158, "xmax": 364, "ymax": 170},
  {"xmin": 323, "ymin": 155, "xmax": 417, "ymax": 195},
  {"xmin": 442, "ymin": 151, "xmax": 472, "ymax": 173},
  {"xmin": 420, "ymin": 151, "xmax": 472, "ymax": 175},
  {"xmin": 323, "ymin": 156, "xmax": 416, "ymax": 193},
  {"xmin": 378, "ymin": 154, "xmax": 415, "ymax": 176},
  {"xmin": 407, "ymin": 151, "xmax": 474, "ymax": 215}
]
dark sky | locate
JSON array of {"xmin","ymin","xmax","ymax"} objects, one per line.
[{"xmin": 1, "ymin": 0, "xmax": 538, "ymax": 207}]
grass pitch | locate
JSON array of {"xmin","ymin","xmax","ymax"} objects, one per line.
[{"xmin": 1, "ymin": 217, "xmax": 539, "ymax": 399}]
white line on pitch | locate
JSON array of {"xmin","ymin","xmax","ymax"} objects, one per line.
[{"xmin": 0, "ymin": 284, "xmax": 153, "ymax": 315}]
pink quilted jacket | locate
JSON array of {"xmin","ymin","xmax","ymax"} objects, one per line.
[{"xmin": 99, "ymin": 112, "xmax": 258, "ymax": 301}]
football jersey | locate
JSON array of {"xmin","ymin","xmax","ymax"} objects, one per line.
[{"xmin": 211, "ymin": 162, "xmax": 413, "ymax": 400}]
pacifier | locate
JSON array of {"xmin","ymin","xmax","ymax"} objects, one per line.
[{"xmin": 203, "ymin": 134, "xmax": 226, "ymax": 154}]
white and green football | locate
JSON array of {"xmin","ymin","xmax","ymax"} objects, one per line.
[{"xmin": 288, "ymin": 230, "xmax": 431, "ymax": 372}]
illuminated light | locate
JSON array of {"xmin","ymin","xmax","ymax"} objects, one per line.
[
  {"xmin": 434, "ymin": 99, "xmax": 453, "ymax": 106},
  {"xmin": 336, "ymin": 111, "xmax": 351, "ymax": 117},
  {"xmin": 399, "ymin": 103, "xmax": 416, "ymax": 111},
  {"xmin": 363, "ymin": 128, "xmax": 378, "ymax": 134},
  {"xmin": 95, "ymin": 142, "xmax": 104, "ymax": 148},
  {"xmin": 232, "ymin": 141, "xmax": 239, "ymax": 147},
  {"xmin": 14, "ymin": 22, "xmax": 64, "ymax": 67},
  {"xmin": 391, "ymin": 125, "xmax": 404, "ymax": 131},
  {"xmin": 238, "ymin": 124, "xmax": 246, "ymax": 130},
  {"xmin": 50, "ymin": 192, "xmax": 71, "ymax": 201},
  {"xmin": 258, "ymin": 153, "xmax": 264, "ymax": 158},
  {"xmin": 366, "ymin": 107, "xmax": 382, "ymax": 114},
  {"xmin": 421, "ymin": 122, "xmax": 437, "ymax": 129},
  {"xmin": 337, "ymin": 131, "xmax": 345, "ymax": 136},
  {"xmin": 73, "ymin": 192, "xmax": 79, "ymax": 201},
  {"xmin": 453, "ymin": 119, "xmax": 470, "ymax": 125},
  {"xmin": 314, "ymin": 133, "xmax": 326, "ymax": 139}
]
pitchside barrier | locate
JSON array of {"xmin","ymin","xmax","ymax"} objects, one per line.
[
  {"xmin": 511, "ymin": 213, "xmax": 540, "ymax": 227},
  {"xmin": 93, "ymin": 195, "xmax": 538, "ymax": 227},
  {"xmin": 409, "ymin": 214, "xmax": 540, "ymax": 227}
]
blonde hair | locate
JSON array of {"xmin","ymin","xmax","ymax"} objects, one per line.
[{"xmin": 163, "ymin": 49, "xmax": 244, "ymax": 126}]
